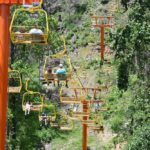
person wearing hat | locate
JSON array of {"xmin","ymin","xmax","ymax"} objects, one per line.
[
  {"xmin": 56, "ymin": 64, "xmax": 68, "ymax": 87},
  {"xmin": 56, "ymin": 64, "xmax": 66, "ymax": 74}
]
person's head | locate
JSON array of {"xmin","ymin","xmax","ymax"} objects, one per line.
[
  {"xmin": 18, "ymin": 27, "xmax": 25, "ymax": 33},
  {"xmin": 33, "ymin": 24, "xmax": 38, "ymax": 29},
  {"xmin": 47, "ymin": 68, "xmax": 52, "ymax": 73},
  {"xmin": 42, "ymin": 112, "xmax": 45, "ymax": 115},
  {"xmin": 59, "ymin": 64, "xmax": 63, "ymax": 68},
  {"xmin": 26, "ymin": 101, "xmax": 30, "ymax": 104}
]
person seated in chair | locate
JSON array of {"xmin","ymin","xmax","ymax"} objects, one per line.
[
  {"xmin": 29, "ymin": 24, "xmax": 43, "ymax": 42},
  {"xmin": 56, "ymin": 64, "xmax": 68, "ymax": 87},
  {"xmin": 25, "ymin": 101, "xmax": 32, "ymax": 115},
  {"xmin": 29, "ymin": 24, "xmax": 43, "ymax": 34},
  {"xmin": 44, "ymin": 67, "xmax": 55, "ymax": 86},
  {"xmin": 41, "ymin": 112, "xmax": 47, "ymax": 126},
  {"xmin": 15, "ymin": 27, "xmax": 26, "ymax": 42}
]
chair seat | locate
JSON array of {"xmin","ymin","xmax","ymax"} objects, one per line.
[
  {"xmin": 61, "ymin": 97, "xmax": 81, "ymax": 103},
  {"xmin": 8, "ymin": 87, "xmax": 21, "ymax": 93},
  {"xmin": 60, "ymin": 126, "xmax": 72, "ymax": 131},
  {"xmin": 12, "ymin": 33, "xmax": 48, "ymax": 44}
]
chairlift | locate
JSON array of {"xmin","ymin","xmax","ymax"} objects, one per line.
[
  {"xmin": 59, "ymin": 115, "xmax": 74, "ymax": 131},
  {"xmin": 10, "ymin": 5, "xmax": 49, "ymax": 44},
  {"xmin": 42, "ymin": 36, "xmax": 69, "ymax": 84},
  {"xmin": 50, "ymin": 115, "xmax": 74, "ymax": 131},
  {"xmin": 88, "ymin": 125, "xmax": 104, "ymax": 133},
  {"xmin": 65, "ymin": 104, "xmax": 81, "ymax": 120},
  {"xmin": 59, "ymin": 87, "xmax": 84, "ymax": 104},
  {"xmin": 39, "ymin": 104, "xmax": 56, "ymax": 123},
  {"xmin": 22, "ymin": 79, "xmax": 43, "ymax": 111},
  {"xmin": 43, "ymin": 56, "xmax": 72, "ymax": 85},
  {"xmin": 8, "ymin": 69, "xmax": 22, "ymax": 93}
]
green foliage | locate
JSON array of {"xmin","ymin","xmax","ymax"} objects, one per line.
[
  {"xmin": 48, "ymin": 32, "xmax": 64, "ymax": 52},
  {"xmin": 75, "ymin": 3, "xmax": 88, "ymax": 14},
  {"xmin": 121, "ymin": 0, "xmax": 130, "ymax": 11},
  {"xmin": 36, "ymin": 128, "xmax": 59, "ymax": 143},
  {"xmin": 101, "ymin": 0, "xmax": 109, "ymax": 5},
  {"xmin": 117, "ymin": 61, "xmax": 129, "ymax": 90},
  {"xmin": 105, "ymin": 3, "xmax": 150, "ymax": 149},
  {"xmin": 124, "ymin": 124, "xmax": 150, "ymax": 150},
  {"xmin": 66, "ymin": 30, "xmax": 74, "ymax": 40},
  {"xmin": 89, "ymin": 59, "xmax": 99, "ymax": 65},
  {"xmin": 111, "ymin": 2, "xmax": 150, "ymax": 82}
]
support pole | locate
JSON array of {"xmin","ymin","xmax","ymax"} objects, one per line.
[
  {"xmin": 82, "ymin": 101, "xmax": 87, "ymax": 150},
  {"xmin": 0, "ymin": 4, "xmax": 10, "ymax": 150},
  {"xmin": 92, "ymin": 16, "xmax": 113, "ymax": 60},
  {"xmin": 100, "ymin": 26, "xmax": 105, "ymax": 60}
]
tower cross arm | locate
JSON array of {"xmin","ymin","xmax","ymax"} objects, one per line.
[{"xmin": 94, "ymin": 24, "xmax": 114, "ymax": 27}]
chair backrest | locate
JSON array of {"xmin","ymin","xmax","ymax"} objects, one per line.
[
  {"xmin": 57, "ymin": 74, "xmax": 67, "ymax": 80},
  {"xmin": 32, "ymin": 34, "xmax": 44, "ymax": 41},
  {"xmin": 47, "ymin": 73, "xmax": 55, "ymax": 79}
]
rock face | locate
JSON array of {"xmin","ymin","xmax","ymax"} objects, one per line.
[{"xmin": 44, "ymin": 0, "xmax": 86, "ymax": 14}]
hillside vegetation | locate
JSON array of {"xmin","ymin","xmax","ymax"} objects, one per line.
[{"xmin": 7, "ymin": 0, "xmax": 150, "ymax": 150}]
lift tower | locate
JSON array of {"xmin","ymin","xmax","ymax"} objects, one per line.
[{"xmin": 91, "ymin": 16, "xmax": 113, "ymax": 60}]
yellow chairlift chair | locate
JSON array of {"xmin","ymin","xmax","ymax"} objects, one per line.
[
  {"xmin": 43, "ymin": 36, "xmax": 72, "ymax": 84},
  {"xmin": 39, "ymin": 104, "xmax": 57, "ymax": 123},
  {"xmin": 87, "ymin": 108, "xmax": 105, "ymax": 133},
  {"xmin": 59, "ymin": 86, "xmax": 85, "ymax": 104},
  {"xmin": 22, "ymin": 79, "xmax": 43, "ymax": 112},
  {"xmin": 50, "ymin": 113, "xmax": 74, "ymax": 131},
  {"xmin": 42, "ymin": 56, "xmax": 61, "ymax": 84},
  {"xmin": 8, "ymin": 69, "xmax": 22, "ymax": 93},
  {"xmin": 59, "ymin": 115, "xmax": 74, "ymax": 131},
  {"xmin": 43, "ymin": 56, "xmax": 72, "ymax": 86},
  {"xmin": 55, "ymin": 57, "xmax": 73, "ymax": 85},
  {"xmin": 10, "ymin": 0, "xmax": 49, "ymax": 44}
]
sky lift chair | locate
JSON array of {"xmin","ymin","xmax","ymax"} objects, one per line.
[
  {"xmin": 10, "ymin": 0, "xmax": 49, "ymax": 44},
  {"xmin": 8, "ymin": 69, "xmax": 22, "ymax": 93},
  {"xmin": 39, "ymin": 104, "xmax": 57, "ymax": 124},
  {"xmin": 22, "ymin": 79, "xmax": 43, "ymax": 112},
  {"xmin": 42, "ymin": 36, "xmax": 68, "ymax": 84},
  {"xmin": 50, "ymin": 114, "xmax": 74, "ymax": 131}
]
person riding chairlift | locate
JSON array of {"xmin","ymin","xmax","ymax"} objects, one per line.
[
  {"xmin": 25, "ymin": 101, "xmax": 32, "ymax": 115},
  {"xmin": 29, "ymin": 24, "xmax": 43, "ymax": 35},
  {"xmin": 41, "ymin": 112, "xmax": 47, "ymax": 126},
  {"xmin": 15, "ymin": 26, "xmax": 26, "ymax": 41},
  {"xmin": 45, "ymin": 67, "xmax": 55, "ymax": 86},
  {"xmin": 56, "ymin": 64, "xmax": 68, "ymax": 87},
  {"xmin": 29, "ymin": 24, "xmax": 44, "ymax": 42}
]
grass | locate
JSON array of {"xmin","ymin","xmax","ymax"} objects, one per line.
[
  {"xmin": 50, "ymin": 124, "xmax": 82, "ymax": 150},
  {"xmin": 50, "ymin": 124, "xmax": 112, "ymax": 150}
]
